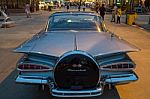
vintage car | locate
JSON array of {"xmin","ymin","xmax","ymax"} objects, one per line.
[
  {"xmin": 0, "ymin": 10, "xmax": 15, "ymax": 28},
  {"xmin": 14, "ymin": 12, "xmax": 139, "ymax": 97}
]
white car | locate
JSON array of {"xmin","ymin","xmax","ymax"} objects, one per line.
[{"xmin": 39, "ymin": 1, "xmax": 48, "ymax": 10}]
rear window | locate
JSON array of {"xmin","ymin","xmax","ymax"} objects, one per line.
[{"xmin": 47, "ymin": 14, "xmax": 103, "ymax": 31}]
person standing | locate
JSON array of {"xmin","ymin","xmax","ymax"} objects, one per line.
[
  {"xmin": 25, "ymin": 3, "xmax": 31, "ymax": 18},
  {"xmin": 48, "ymin": 3, "xmax": 52, "ymax": 11},
  {"xmin": 78, "ymin": 4, "xmax": 81, "ymax": 11},
  {"xmin": 99, "ymin": 4, "xmax": 106, "ymax": 20},
  {"xmin": 95, "ymin": 3, "xmax": 99, "ymax": 13},
  {"xmin": 82, "ymin": 4, "xmax": 86, "ymax": 11},
  {"xmin": 111, "ymin": 5, "xmax": 117, "ymax": 22},
  {"xmin": 4, "ymin": 5, "xmax": 8, "ymax": 15},
  {"xmin": 0, "ymin": 5, "xmax": 1, "ymax": 16},
  {"xmin": 66, "ymin": 4, "xmax": 69, "ymax": 11},
  {"xmin": 116, "ymin": 6, "xmax": 122, "ymax": 24},
  {"xmin": 144, "ymin": 0, "xmax": 150, "ymax": 10}
]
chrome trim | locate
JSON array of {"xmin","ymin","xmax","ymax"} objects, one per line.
[
  {"xmin": 16, "ymin": 75, "xmax": 48, "ymax": 84},
  {"xmin": 28, "ymin": 57, "xmax": 55, "ymax": 66},
  {"xmin": 51, "ymin": 87, "xmax": 102, "ymax": 97},
  {"xmin": 17, "ymin": 63, "xmax": 53, "ymax": 72},
  {"xmin": 56, "ymin": 50, "xmax": 99, "ymax": 65},
  {"xmin": 100, "ymin": 62, "xmax": 135, "ymax": 71},
  {"xmin": 96, "ymin": 53, "xmax": 125, "ymax": 65},
  {"xmin": 105, "ymin": 73, "xmax": 138, "ymax": 84}
]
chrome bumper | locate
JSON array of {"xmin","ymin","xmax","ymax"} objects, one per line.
[
  {"xmin": 51, "ymin": 87, "xmax": 102, "ymax": 97},
  {"xmin": 16, "ymin": 75, "xmax": 48, "ymax": 84},
  {"xmin": 105, "ymin": 73, "xmax": 138, "ymax": 84},
  {"xmin": 15, "ymin": 72, "xmax": 137, "ymax": 97}
]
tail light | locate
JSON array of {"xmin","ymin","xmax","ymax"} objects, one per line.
[
  {"xmin": 100, "ymin": 62, "xmax": 135, "ymax": 71},
  {"xmin": 17, "ymin": 63, "xmax": 53, "ymax": 71}
]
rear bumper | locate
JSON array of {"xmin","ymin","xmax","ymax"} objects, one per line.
[
  {"xmin": 15, "ymin": 72, "xmax": 138, "ymax": 97},
  {"xmin": 51, "ymin": 87, "xmax": 102, "ymax": 97},
  {"xmin": 16, "ymin": 75, "xmax": 103, "ymax": 97},
  {"xmin": 15, "ymin": 75, "xmax": 48, "ymax": 84},
  {"xmin": 16, "ymin": 72, "xmax": 138, "ymax": 85}
]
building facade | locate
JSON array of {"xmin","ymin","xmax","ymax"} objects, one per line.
[{"xmin": 0, "ymin": 0, "xmax": 39, "ymax": 11}]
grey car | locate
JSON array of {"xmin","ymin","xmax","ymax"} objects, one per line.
[{"xmin": 14, "ymin": 12, "xmax": 139, "ymax": 97}]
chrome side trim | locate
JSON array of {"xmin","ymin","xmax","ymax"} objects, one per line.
[
  {"xmin": 51, "ymin": 87, "xmax": 102, "ymax": 97},
  {"xmin": 100, "ymin": 62, "xmax": 135, "ymax": 71},
  {"xmin": 96, "ymin": 53, "xmax": 125, "ymax": 65},
  {"xmin": 28, "ymin": 57, "xmax": 55, "ymax": 66},
  {"xmin": 105, "ymin": 73, "xmax": 138, "ymax": 84},
  {"xmin": 16, "ymin": 75, "xmax": 48, "ymax": 84},
  {"xmin": 17, "ymin": 63, "xmax": 53, "ymax": 72}
]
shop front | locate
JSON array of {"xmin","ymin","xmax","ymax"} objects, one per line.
[{"xmin": 0, "ymin": 0, "xmax": 39, "ymax": 12}]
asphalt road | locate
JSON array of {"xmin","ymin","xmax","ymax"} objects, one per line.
[
  {"xmin": 105, "ymin": 15, "xmax": 150, "ymax": 99},
  {"xmin": 0, "ymin": 10, "xmax": 150, "ymax": 99},
  {"xmin": 0, "ymin": 11, "xmax": 48, "ymax": 82}
]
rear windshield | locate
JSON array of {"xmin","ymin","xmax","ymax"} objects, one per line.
[{"xmin": 47, "ymin": 14, "xmax": 103, "ymax": 31}]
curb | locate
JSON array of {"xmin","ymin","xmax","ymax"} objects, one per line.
[{"xmin": 133, "ymin": 23, "xmax": 150, "ymax": 32}]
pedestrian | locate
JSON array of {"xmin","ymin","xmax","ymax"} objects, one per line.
[
  {"xmin": 99, "ymin": 4, "xmax": 106, "ymax": 20},
  {"xmin": 78, "ymin": 4, "xmax": 80, "ymax": 11},
  {"xmin": 111, "ymin": 4, "xmax": 117, "ymax": 22},
  {"xmin": 48, "ymin": 3, "xmax": 52, "ymax": 11},
  {"xmin": 116, "ymin": 6, "xmax": 122, "ymax": 24},
  {"xmin": 66, "ymin": 4, "xmax": 69, "ymax": 11},
  {"xmin": 25, "ymin": 3, "xmax": 31, "ymax": 18},
  {"xmin": 95, "ymin": 3, "xmax": 99, "ymax": 13},
  {"xmin": 82, "ymin": 4, "xmax": 86, "ymax": 11},
  {"xmin": 3, "ymin": 5, "xmax": 8, "ymax": 15},
  {"xmin": 0, "ymin": 5, "xmax": 1, "ymax": 16},
  {"xmin": 144, "ymin": 0, "xmax": 150, "ymax": 10}
]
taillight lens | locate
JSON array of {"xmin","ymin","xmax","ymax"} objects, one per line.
[{"xmin": 17, "ymin": 64, "xmax": 52, "ymax": 71}]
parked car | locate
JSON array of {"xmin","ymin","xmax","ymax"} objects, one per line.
[
  {"xmin": 14, "ymin": 12, "xmax": 139, "ymax": 97},
  {"xmin": 39, "ymin": 1, "xmax": 48, "ymax": 10},
  {"xmin": 0, "ymin": 10, "xmax": 15, "ymax": 28}
]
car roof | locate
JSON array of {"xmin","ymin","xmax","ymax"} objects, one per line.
[{"xmin": 51, "ymin": 11, "xmax": 99, "ymax": 16}]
